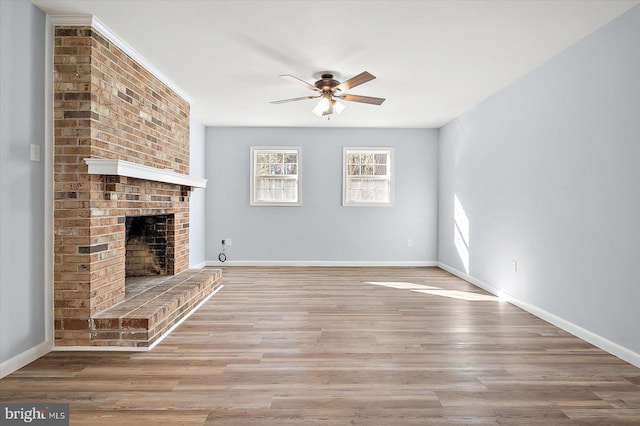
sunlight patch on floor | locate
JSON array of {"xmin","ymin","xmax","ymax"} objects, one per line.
[
  {"xmin": 363, "ymin": 281, "xmax": 438, "ymax": 290},
  {"xmin": 412, "ymin": 289, "xmax": 498, "ymax": 301},
  {"xmin": 364, "ymin": 281, "xmax": 499, "ymax": 302}
]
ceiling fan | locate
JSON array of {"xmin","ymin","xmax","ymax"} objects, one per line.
[{"xmin": 270, "ymin": 71, "xmax": 385, "ymax": 117}]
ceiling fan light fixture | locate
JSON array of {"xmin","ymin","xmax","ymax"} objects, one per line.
[
  {"xmin": 332, "ymin": 99, "xmax": 346, "ymax": 114},
  {"xmin": 312, "ymin": 96, "xmax": 331, "ymax": 117}
]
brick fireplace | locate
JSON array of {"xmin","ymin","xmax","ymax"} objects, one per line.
[{"xmin": 53, "ymin": 24, "xmax": 220, "ymax": 347}]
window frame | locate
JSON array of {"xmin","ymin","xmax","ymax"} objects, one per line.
[
  {"xmin": 250, "ymin": 146, "xmax": 302, "ymax": 206},
  {"xmin": 342, "ymin": 147, "xmax": 394, "ymax": 207}
]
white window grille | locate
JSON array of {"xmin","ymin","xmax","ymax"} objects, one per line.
[
  {"xmin": 343, "ymin": 147, "xmax": 393, "ymax": 206},
  {"xmin": 250, "ymin": 147, "xmax": 301, "ymax": 206}
]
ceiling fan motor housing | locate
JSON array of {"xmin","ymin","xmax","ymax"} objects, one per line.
[{"xmin": 315, "ymin": 74, "xmax": 341, "ymax": 92}]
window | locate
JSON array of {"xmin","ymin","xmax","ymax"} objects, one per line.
[
  {"xmin": 343, "ymin": 147, "xmax": 393, "ymax": 206},
  {"xmin": 250, "ymin": 147, "xmax": 301, "ymax": 206}
]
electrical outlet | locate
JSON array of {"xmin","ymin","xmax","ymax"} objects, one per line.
[
  {"xmin": 511, "ymin": 260, "xmax": 518, "ymax": 273},
  {"xmin": 407, "ymin": 239, "xmax": 413, "ymax": 247},
  {"xmin": 30, "ymin": 144, "xmax": 40, "ymax": 162},
  {"xmin": 223, "ymin": 239, "xmax": 232, "ymax": 247}
]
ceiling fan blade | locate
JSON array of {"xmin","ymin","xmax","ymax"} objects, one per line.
[
  {"xmin": 338, "ymin": 94, "xmax": 386, "ymax": 105},
  {"xmin": 270, "ymin": 95, "xmax": 320, "ymax": 104},
  {"xmin": 334, "ymin": 71, "xmax": 376, "ymax": 92},
  {"xmin": 279, "ymin": 74, "xmax": 319, "ymax": 91}
]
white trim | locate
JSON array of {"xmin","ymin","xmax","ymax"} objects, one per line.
[
  {"xmin": 84, "ymin": 158, "xmax": 207, "ymax": 188},
  {"xmin": 437, "ymin": 262, "xmax": 640, "ymax": 368},
  {"xmin": 437, "ymin": 262, "xmax": 502, "ymax": 296},
  {"xmin": 0, "ymin": 341, "xmax": 51, "ymax": 379},
  {"xmin": 49, "ymin": 15, "xmax": 191, "ymax": 103},
  {"xmin": 47, "ymin": 14, "xmax": 92, "ymax": 26},
  {"xmin": 43, "ymin": 13, "xmax": 55, "ymax": 357},
  {"xmin": 189, "ymin": 260, "xmax": 208, "ymax": 270},
  {"xmin": 52, "ymin": 345, "xmax": 148, "ymax": 353},
  {"xmin": 0, "ymin": 13, "xmax": 61, "ymax": 382},
  {"xmin": 206, "ymin": 260, "xmax": 437, "ymax": 267},
  {"xmin": 2, "ymin": 12, "xmax": 62, "ymax": 382},
  {"xmin": 54, "ymin": 285, "xmax": 223, "ymax": 353},
  {"xmin": 342, "ymin": 147, "xmax": 394, "ymax": 207},
  {"xmin": 250, "ymin": 146, "xmax": 302, "ymax": 207}
]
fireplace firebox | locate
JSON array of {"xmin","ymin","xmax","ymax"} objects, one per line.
[{"xmin": 125, "ymin": 215, "xmax": 175, "ymax": 278}]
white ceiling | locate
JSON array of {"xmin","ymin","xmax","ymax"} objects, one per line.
[{"xmin": 32, "ymin": 0, "xmax": 639, "ymax": 128}]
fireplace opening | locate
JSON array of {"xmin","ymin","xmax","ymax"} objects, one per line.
[{"xmin": 125, "ymin": 214, "xmax": 175, "ymax": 278}]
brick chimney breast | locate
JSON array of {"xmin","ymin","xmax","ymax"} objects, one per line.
[{"xmin": 53, "ymin": 25, "xmax": 192, "ymax": 347}]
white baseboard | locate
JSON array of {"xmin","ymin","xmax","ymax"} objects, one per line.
[
  {"xmin": 189, "ymin": 260, "xmax": 208, "ymax": 269},
  {"xmin": 54, "ymin": 285, "xmax": 223, "ymax": 353},
  {"xmin": 438, "ymin": 262, "xmax": 640, "ymax": 368},
  {"xmin": 52, "ymin": 345, "xmax": 149, "ymax": 352},
  {"xmin": 205, "ymin": 260, "xmax": 438, "ymax": 267},
  {"xmin": 0, "ymin": 340, "xmax": 52, "ymax": 379},
  {"xmin": 437, "ymin": 262, "xmax": 502, "ymax": 296}
]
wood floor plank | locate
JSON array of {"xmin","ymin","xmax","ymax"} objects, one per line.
[{"xmin": 1, "ymin": 266, "xmax": 638, "ymax": 425}]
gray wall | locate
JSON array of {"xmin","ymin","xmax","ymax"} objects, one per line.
[
  {"xmin": 189, "ymin": 119, "xmax": 206, "ymax": 267},
  {"xmin": 438, "ymin": 5, "xmax": 640, "ymax": 354},
  {"xmin": 205, "ymin": 127, "xmax": 438, "ymax": 263},
  {"xmin": 0, "ymin": 0, "xmax": 46, "ymax": 364}
]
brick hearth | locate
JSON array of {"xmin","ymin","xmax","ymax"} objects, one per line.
[
  {"xmin": 92, "ymin": 269, "xmax": 222, "ymax": 347},
  {"xmin": 53, "ymin": 24, "xmax": 215, "ymax": 347}
]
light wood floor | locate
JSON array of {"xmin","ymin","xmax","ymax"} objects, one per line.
[{"xmin": 2, "ymin": 267, "xmax": 639, "ymax": 425}]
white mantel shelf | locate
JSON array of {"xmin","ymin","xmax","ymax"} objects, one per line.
[{"xmin": 84, "ymin": 158, "xmax": 207, "ymax": 188}]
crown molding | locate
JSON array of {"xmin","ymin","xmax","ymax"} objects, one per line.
[{"xmin": 49, "ymin": 14, "xmax": 191, "ymax": 104}]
